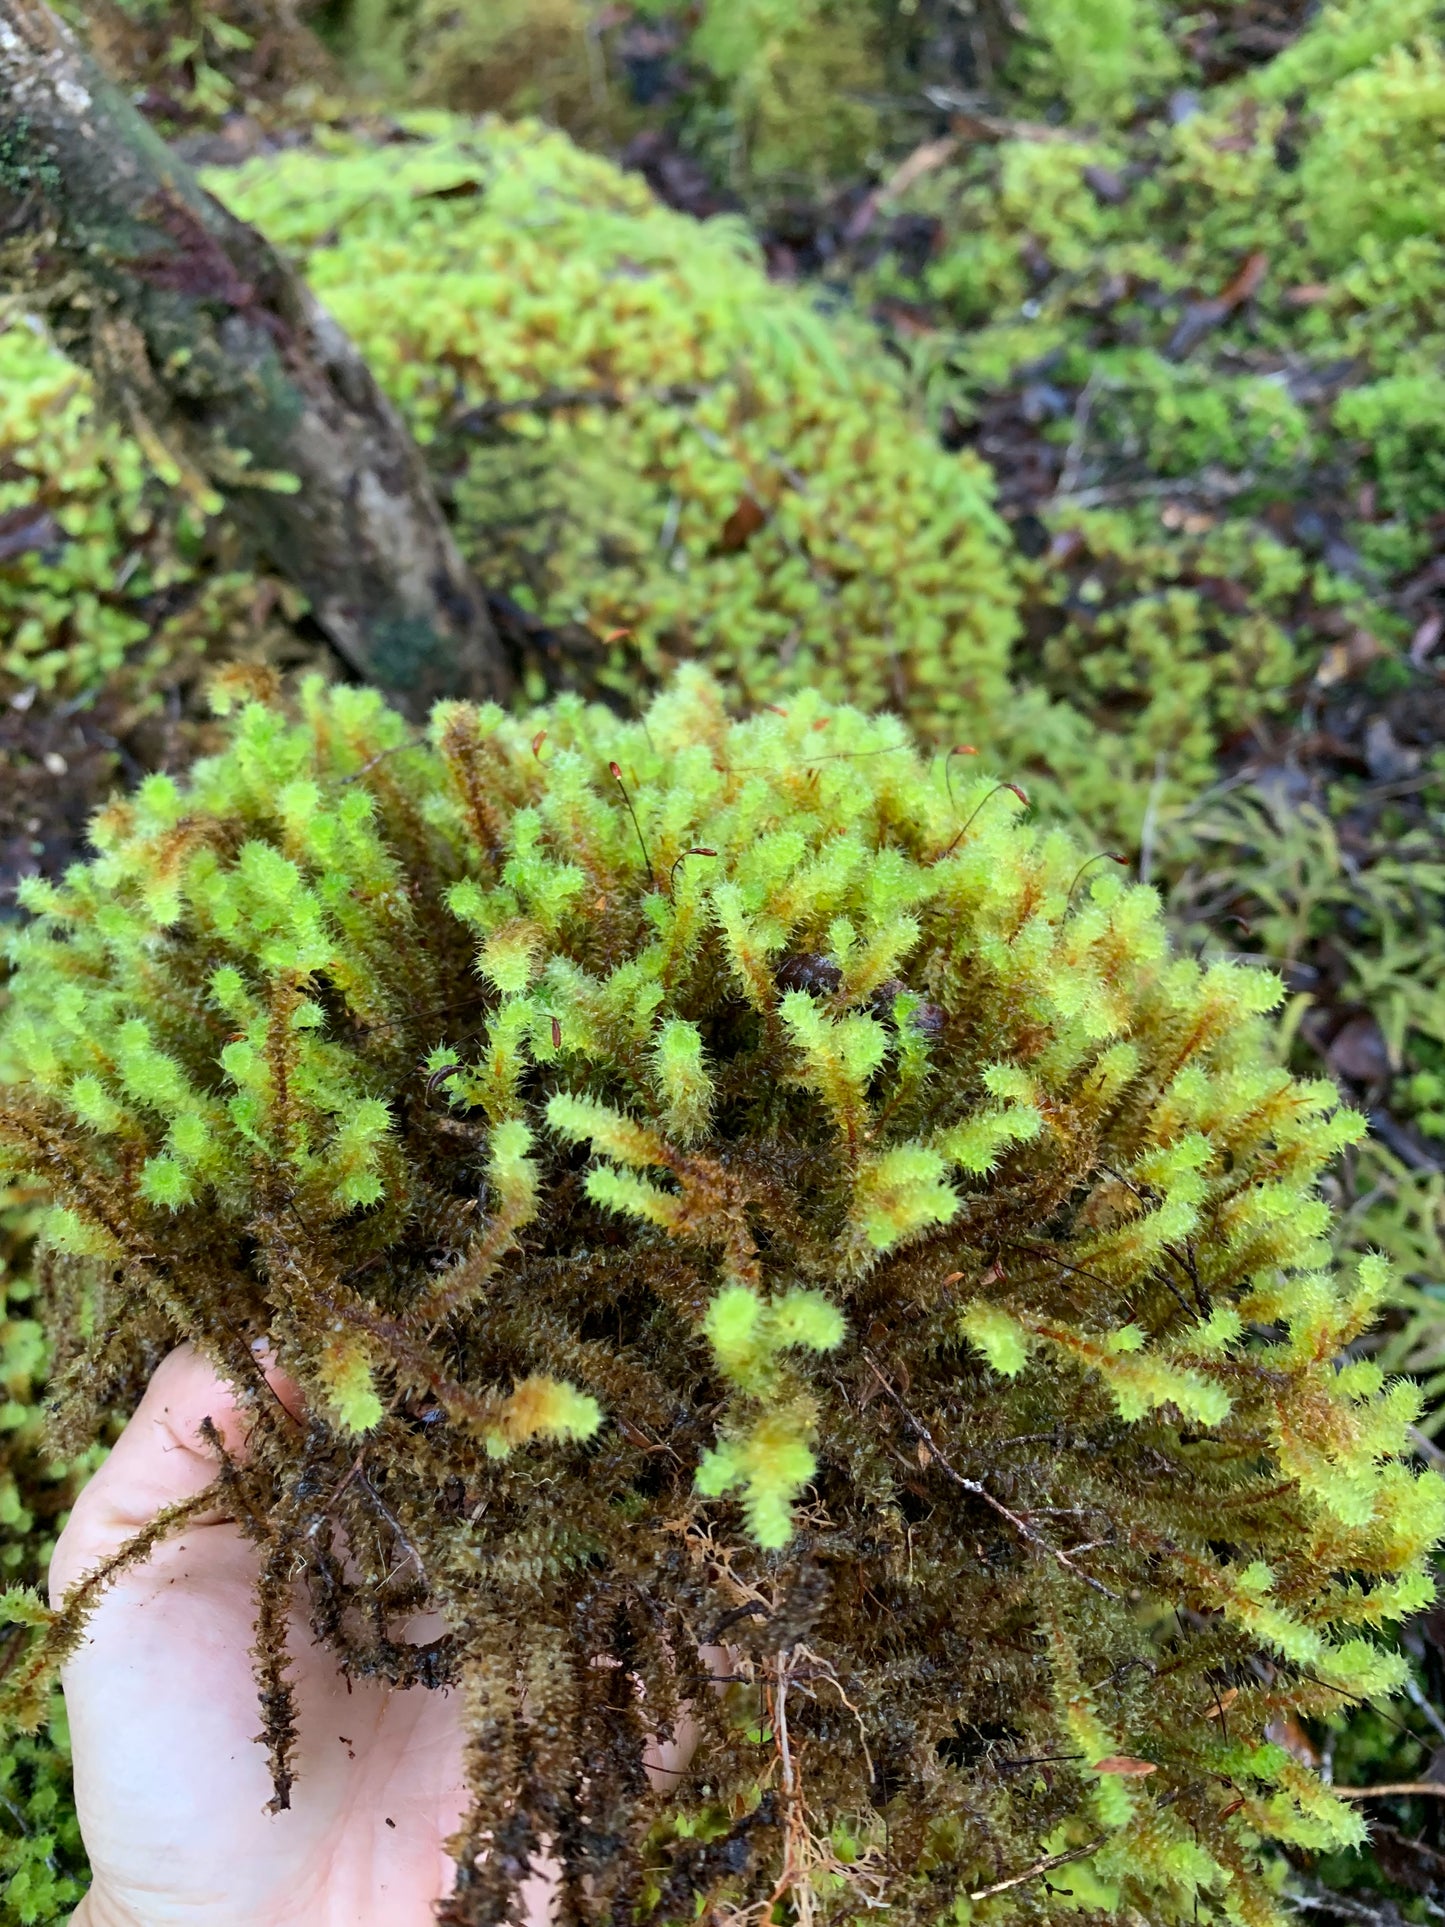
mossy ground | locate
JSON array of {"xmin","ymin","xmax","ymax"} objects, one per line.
[{"xmin": 3, "ymin": 2, "xmax": 1445, "ymax": 1921}]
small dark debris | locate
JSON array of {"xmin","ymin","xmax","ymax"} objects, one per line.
[
  {"xmin": 775, "ymin": 953, "xmax": 843, "ymax": 997},
  {"xmin": 0, "ymin": 506, "xmax": 63, "ymax": 566},
  {"xmin": 1327, "ymin": 1012, "xmax": 1392, "ymax": 1087},
  {"xmin": 718, "ymin": 493, "xmax": 767, "ymax": 553},
  {"xmin": 1362, "ymin": 716, "xmax": 1422, "ymax": 784},
  {"xmin": 1082, "ymin": 165, "xmax": 1129, "ymax": 206},
  {"xmin": 621, "ymin": 129, "xmax": 735, "ymax": 222},
  {"xmin": 1019, "ymin": 382, "xmax": 1070, "ymax": 424}
]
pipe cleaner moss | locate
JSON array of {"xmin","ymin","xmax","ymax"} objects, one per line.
[{"xmin": 1, "ymin": 667, "xmax": 1441, "ymax": 1924}]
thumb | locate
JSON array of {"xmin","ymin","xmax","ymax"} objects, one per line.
[{"xmin": 48, "ymin": 1342, "xmax": 299, "ymax": 1607}]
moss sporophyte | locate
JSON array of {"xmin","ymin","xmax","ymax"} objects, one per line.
[{"xmin": 1, "ymin": 669, "xmax": 1439, "ymax": 1925}]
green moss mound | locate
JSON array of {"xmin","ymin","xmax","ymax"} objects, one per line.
[
  {"xmin": 2, "ymin": 669, "xmax": 1441, "ymax": 1924},
  {"xmin": 324, "ymin": 0, "xmax": 895, "ymax": 194},
  {"xmin": 9, "ymin": 105, "xmax": 1349, "ymax": 837},
  {"xmin": 213, "ymin": 117, "xmax": 1018, "ymax": 726},
  {"xmin": 0, "ymin": 318, "xmax": 290, "ymax": 699},
  {"xmin": 0, "ymin": 115, "xmax": 1019, "ymax": 738},
  {"xmin": 346, "ymin": 0, "xmax": 638, "ymax": 146}
]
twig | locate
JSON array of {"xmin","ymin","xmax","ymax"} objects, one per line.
[
  {"xmin": 1054, "ymin": 370, "xmax": 1101, "ymax": 500},
  {"xmin": 919, "ymin": 88, "xmax": 1080, "ymax": 143},
  {"xmin": 775, "ymin": 1652, "xmax": 796, "ymax": 1807},
  {"xmin": 1138, "ymin": 752, "xmax": 1169, "ymax": 888},
  {"xmin": 1053, "ymin": 468, "xmax": 1258, "ymax": 511},
  {"xmin": 1331, "ymin": 1781, "xmax": 1445, "ymax": 1799},
  {"xmin": 1368, "ymin": 1109, "xmax": 1444, "ymax": 1175},
  {"xmin": 1403, "ymin": 1671, "xmax": 1445, "ymax": 1747},
  {"xmin": 790, "ymin": 1644, "xmax": 876, "ymax": 1784},
  {"xmin": 1287, "ymin": 1882, "xmax": 1422, "ymax": 1922},
  {"xmin": 967, "ymin": 1836, "xmax": 1106, "ymax": 1901},
  {"xmin": 352, "ymin": 1470, "xmax": 428, "ymax": 1585},
  {"xmin": 861, "ymin": 1353, "xmax": 1120, "ymax": 1599},
  {"xmin": 337, "ymin": 735, "xmax": 426, "ymax": 785}
]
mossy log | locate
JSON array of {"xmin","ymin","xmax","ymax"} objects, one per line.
[{"xmin": 0, "ymin": 0, "xmax": 512, "ymax": 715}]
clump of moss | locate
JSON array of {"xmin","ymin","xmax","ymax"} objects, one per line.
[
  {"xmin": 681, "ymin": 0, "xmax": 885, "ymax": 192},
  {"xmin": 1297, "ymin": 37, "xmax": 1445, "ymax": 271},
  {"xmin": 321, "ymin": 0, "xmax": 899, "ymax": 196},
  {"xmin": 1, "ymin": 114, "xmax": 1019, "ymax": 733},
  {"xmin": 0, "ymin": 315, "xmax": 294, "ymax": 702},
  {"xmin": 385, "ymin": 0, "xmax": 631, "ymax": 144},
  {"xmin": 1007, "ymin": 0, "xmax": 1180, "ymax": 125},
  {"xmin": 0, "ymin": 1706, "xmax": 85, "ymax": 1927},
  {"xmin": 0, "ymin": 1195, "xmax": 98, "ymax": 1590},
  {"xmin": 0, "ymin": 1195, "xmax": 91, "ymax": 1927},
  {"xmin": 1, "ymin": 669, "xmax": 1440, "ymax": 1925},
  {"xmin": 13, "ymin": 86, "xmax": 1380, "ymax": 842},
  {"xmin": 1159, "ymin": 755, "xmax": 1445, "ymax": 1344},
  {"xmin": 207, "ymin": 118, "xmax": 1019, "ymax": 724},
  {"xmin": 987, "ymin": 501, "xmax": 1375, "ymax": 834},
  {"xmin": 848, "ymin": 10, "xmax": 1445, "ymax": 801}
]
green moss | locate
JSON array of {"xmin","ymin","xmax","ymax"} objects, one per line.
[
  {"xmin": 3, "ymin": 668, "xmax": 1441, "ymax": 1924},
  {"xmin": 1000, "ymin": 509, "xmax": 1322, "ymax": 828},
  {"xmin": 0, "ymin": 1199, "xmax": 93, "ymax": 1926},
  {"xmin": 0, "ymin": 1705, "xmax": 84, "ymax": 1927},
  {"xmin": 0, "ymin": 122, "xmax": 62, "ymax": 203},
  {"xmin": 913, "ymin": 135, "xmax": 1126, "ymax": 324},
  {"xmin": 24, "ymin": 26, "xmax": 1438, "ymax": 846},
  {"xmin": 210, "ymin": 119, "xmax": 1019, "ymax": 726},
  {"xmin": 1334, "ymin": 370, "xmax": 1445, "ymax": 524},
  {"xmin": 323, "ymin": 0, "xmax": 891, "ymax": 193},
  {"xmin": 848, "ymin": 22, "xmax": 1445, "ymax": 851},
  {"xmin": 1008, "ymin": 0, "xmax": 1180, "ymax": 124},
  {"xmin": 402, "ymin": 0, "xmax": 631, "ymax": 142},
  {"xmin": 5, "ymin": 6, "xmax": 1445, "ymax": 1914},
  {"xmin": 685, "ymin": 0, "xmax": 884, "ymax": 189},
  {"xmin": 1298, "ymin": 37, "xmax": 1445, "ymax": 269},
  {"xmin": 0, "ymin": 317, "xmax": 292, "ymax": 701},
  {"xmin": 1248, "ymin": 0, "xmax": 1442, "ymax": 100}
]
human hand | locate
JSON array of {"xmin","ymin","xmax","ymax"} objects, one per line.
[
  {"xmin": 50, "ymin": 1345, "xmax": 475, "ymax": 1927},
  {"xmin": 50, "ymin": 1346, "xmax": 703, "ymax": 1927}
]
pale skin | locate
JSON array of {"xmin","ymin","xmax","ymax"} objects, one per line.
[{"xmin": 51, "ymin": 1346, "xmax": 700, "ymax": 1927}]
